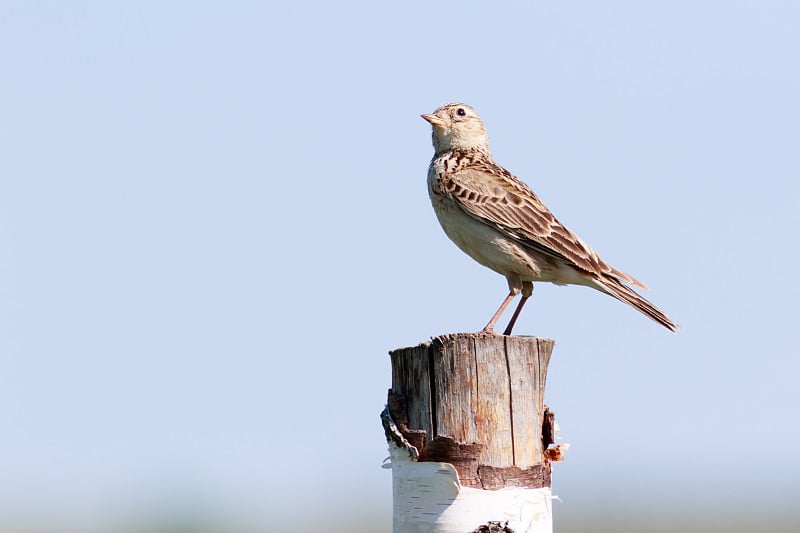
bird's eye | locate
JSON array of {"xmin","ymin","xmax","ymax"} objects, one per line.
[{"xmin": 456, "ymin": 108, "xmax": 466, "ymax": 117}]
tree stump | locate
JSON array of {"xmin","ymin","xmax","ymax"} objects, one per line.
[{"xmin": 382, "ymin": 333, "xmax": 563, "ymax": 533}]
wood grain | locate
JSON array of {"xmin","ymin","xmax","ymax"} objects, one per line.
[{"xmin": 388, "ymin": 333, "xmax": 555, "ymax": 489}]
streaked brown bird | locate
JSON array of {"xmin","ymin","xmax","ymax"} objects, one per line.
[{"xmin": 422, "ymin": 103, "xmax": 678, "ymax": 335}]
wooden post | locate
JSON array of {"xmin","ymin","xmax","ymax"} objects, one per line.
[{"xmin": 382, "ymin": 333, "xmax": 565, "ymax": 533}]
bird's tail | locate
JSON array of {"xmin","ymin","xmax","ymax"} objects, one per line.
[{"xmin": 595, "ymin": 277, "xmax": 679, "ymax": 332}]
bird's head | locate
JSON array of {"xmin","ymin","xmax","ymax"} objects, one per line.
[{"xmin": 421, "ymin": 103, "xmax": 490, "ymax": 155}]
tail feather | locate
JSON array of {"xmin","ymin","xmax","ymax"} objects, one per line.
[
  {"xmin": 595, "ymin": 277, "xmax": 679, "ymax": 332},
  {"xmin": 607, "ymin": 265, "xmax": 648, "ymax": 291}
]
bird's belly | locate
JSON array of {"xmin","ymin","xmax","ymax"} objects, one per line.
[{"xmin": 431, "ymin": 199, "xmax": 556, "ymax": 282}]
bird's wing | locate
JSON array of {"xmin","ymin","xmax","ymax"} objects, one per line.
[{"xmin": 442, "ymin": 159, "xmax": 647, "ymax": 289}]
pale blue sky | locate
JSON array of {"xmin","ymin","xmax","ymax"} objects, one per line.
[{"xmin": 1, "ymin": 1, "xmax": 798, "ymax": 531}]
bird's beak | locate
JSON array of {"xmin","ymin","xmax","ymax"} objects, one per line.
[{"xmin": 421, "ymin": 113, "xmax": 446, "ymax": 126}]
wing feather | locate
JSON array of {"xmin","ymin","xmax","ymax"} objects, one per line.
[{"xmin": 440, "ymin": 158, "xmax": 647, "ymax": 289}]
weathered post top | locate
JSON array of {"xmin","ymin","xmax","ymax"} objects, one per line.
[{"xmin": 387, "ymin": 333, "xmax": 557, "ymax": 489}]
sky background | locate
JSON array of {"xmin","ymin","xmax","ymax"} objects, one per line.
[{"xmin": 1, "ymin": 1, "xmax": 799, "ymax": 532}]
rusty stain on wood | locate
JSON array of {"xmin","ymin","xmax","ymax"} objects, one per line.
[
  {"xmin": 543, "ymin": 444, "xmax": 568, "ymax": 463},
  {"xmin": 476, "ymin": 464, "xmax": 551, "ymax": 490}
]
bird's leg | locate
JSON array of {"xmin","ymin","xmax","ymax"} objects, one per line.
[
  {"xmin": 481, "ymin": 276, "xmax": 523, "ymax": 334},
  {"xmin": 503, "ymin": 281, "xmax": 533, "ymax": 336},
  {"xmin": 481, "ymin": 291, "xmax": 517, "ymax": 334}
]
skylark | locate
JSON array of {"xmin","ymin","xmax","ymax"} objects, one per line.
[{"xmin": 422, "ymin": 103, "xmax": 678, "ymax": 335}]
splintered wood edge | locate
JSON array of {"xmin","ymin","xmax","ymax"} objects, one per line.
[
  {"xmin": 386, "ymin": 394, "xmax": 554, "ymax": 489},
  {"xmin": 380, "ymin": 405, "xmax": 419, "ymax": 461}
]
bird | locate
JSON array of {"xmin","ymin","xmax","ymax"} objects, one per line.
[{"xmin": 421, "ymin": 102, "xmax": 678, "ymax": 335}]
